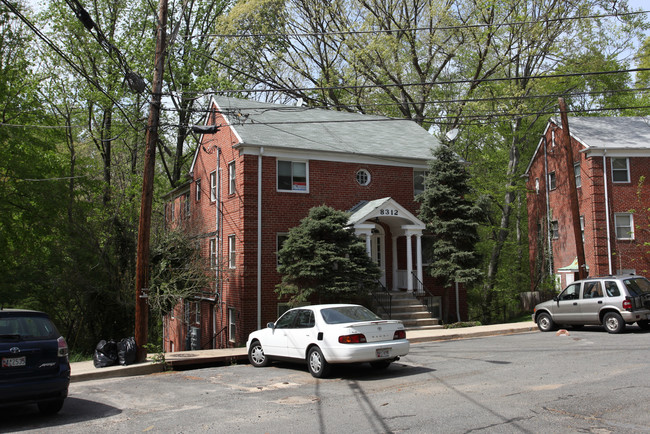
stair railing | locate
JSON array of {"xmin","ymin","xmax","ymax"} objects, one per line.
[
  {"xmin": 370, "ymin": 280, "xmax": 392, "ymax": 319},
  {"xmin": 411, "ymin": 272, "xmax": 442, "ymax": 319}
]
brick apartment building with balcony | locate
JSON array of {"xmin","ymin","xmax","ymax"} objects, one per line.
[
  {"xmin": 525, "ymin": 116, "xmax": 650, "ymax": 292},
  {"xmin": 162, "ymin": 96, "xmax": 461, "ymax": 352}
]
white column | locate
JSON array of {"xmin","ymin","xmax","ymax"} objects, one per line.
[
  {"xmin": 365, "ymin": 232, "xmax": 372, "ymax": 256},
  {"xmin": 392, "ymin": 236, "xmax": 398, "ymax": 291},
  {"xmin": 416, "ymin": 233, "xmax": 423, "ymax": 292},
  {"xmin": 406, "ymin": 232, "xmax": 413, "ymax": 292}
]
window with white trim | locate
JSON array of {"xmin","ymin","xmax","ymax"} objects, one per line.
[
  {"xmin": 612, "ymin": 158, "xmax": 630, "ymax": 183},
  {"xmin": 580, "ymin": 215, "xmax": 585, "ymax": 242},
  {"xmin": 548, "ymin": 171, "xmax": 557, "ymax": 190},
  {"xmin": 228, "ymin": 161, "xmax": 236, "ymax": 195},
  {"xmin": 228, "ymin": 308, "xmax": 236, "ymax": 342},
  {"xmin": 182, "ymin": 192, "xmax": 190, "ymax": 219},
  {"xmin": 210, "ymin": 171, "xmax": 217, "ymax": 202},
  {"xmin": 277, "ymin": 160, "xmax": 308, "ymax": 192},
  {"xmin": 195, "ymin": 179, "xmax": 201, "ymax": 201},
  {"xmin": 228, "ymin": 235, "xmax": 236, "ymax": 268},
  {"xmin": 276, "ymin": 233, "xmax": 289, "ymax": 267},
  {"xmin": 209, "ymin": 238, "xmax": 217, "ymax": 269},
  {"xmin": 615, "ymin": 213, "xmax": 634, "ymax": 240},
  {"xmin": 574, "ymin": 163, "xmax": 581, "ymax": 188},
  {"xmin": 413, "ymin": 170, "xmax": 428, "ymax": 196},
  {"xmin": 170, "ymin": 202, "xmax": 175, "ymax": 222},
  {"xmin": 551, "ymin": 220, "xmax": 559, "ymax": 239},
  {"xmin": 356, "ymin": 169, "xmax": 371, "ymax": 186}
]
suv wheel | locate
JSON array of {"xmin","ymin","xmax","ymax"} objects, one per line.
[
  {"xmin": 38, "ymin": 399, "xmax": 64, "ymax": 415},
  {"xmin": 603, "ymin": 312, "xmax": 625, "ymax": 334},
  {"xmin": 637, "ymin": 320, "xmax": 650, "ymax": 330},
  {"xmin": 536, "ymin": 312, "xmax": 556, "ymax": 332}
]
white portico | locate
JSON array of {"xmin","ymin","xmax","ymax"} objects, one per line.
[{"xmin": 348, "ymin": 197, "xmax": 426, "ymax": 292}]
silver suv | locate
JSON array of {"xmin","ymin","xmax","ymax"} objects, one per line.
[{"xmin": 533, "ymin": 275, "xmax": 650, "ymax": 334}]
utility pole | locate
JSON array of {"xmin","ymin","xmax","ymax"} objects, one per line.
[
  {"xmin": 134, "ymin": 0, "xmax": 168, "ymax": 362},
  {"xmin": 558, "ymin": 98, "xmax": 587, "ymax": 280}
]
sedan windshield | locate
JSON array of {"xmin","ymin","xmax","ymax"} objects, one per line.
[{"xmin": 320, "ymin": 306, "xmax": 382, "ymax": 324}]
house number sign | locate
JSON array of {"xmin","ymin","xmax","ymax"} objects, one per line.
[{"xmin": 379, "ymin": 208, "xmax": 398, "ymax": 216}]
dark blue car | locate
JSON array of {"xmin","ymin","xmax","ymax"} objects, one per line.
[{"xmin": 0, "ymin": 308, "xmax": 70, "ymax": 414}]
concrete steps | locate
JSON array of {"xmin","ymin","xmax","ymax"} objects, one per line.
[{"xmin": 377, "ymin": 292, "xmax": 441, "ymax": 330}]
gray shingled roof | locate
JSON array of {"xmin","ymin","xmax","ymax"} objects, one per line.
[
  {"xmin": 554, "ymin": 116, "xmax": 650, "ymax": 150},
  {"xmin": 214, "ymin": 96, "xmax": 440, "ymax": 161}
]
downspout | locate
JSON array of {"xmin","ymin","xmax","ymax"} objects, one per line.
[
  {"xmin": 603, "ymin": 152, "xmax": 613, "ymax": 274},
  {"xmin": 257, "ymin": 147, "xmax": 263, "ymax": 330},
  {"xmin": 544, "ymin": 135, "xmax": 553, "ymax": 279},
  {"xmin": 216, "ymin": 148, "xmax": 222, "ymax": 348}
]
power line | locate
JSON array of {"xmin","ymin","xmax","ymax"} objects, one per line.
[
  {"xmin": 192, "ymin": 10, "xmax": 649, "ymax": 40},
  {"xmin": 64, "ymin": 0, "xmax": 146, "ymax": 93},
  {"xmin": 0, "ymin": 0, "xmax": 141, "ymax": 132}
]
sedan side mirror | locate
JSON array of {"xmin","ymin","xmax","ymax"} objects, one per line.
[{"xmin": 267, "ymin": 322, "xmax": 275, "ymax": 329}]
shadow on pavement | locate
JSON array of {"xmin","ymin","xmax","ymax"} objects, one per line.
[{"xmin": 0, "ymin": 397, "xmax": 121, "ymax": 432}]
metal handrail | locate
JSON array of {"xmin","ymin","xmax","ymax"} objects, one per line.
[
  {"xmin": 411, "ymin": 272, "xmax": 442, "ymax": 319},
  {"xmin": 370, "ymin": 280, "xmax": 392, "ymax": 319},
  {"xmin": 213, "ymin": 325, "xmax": 228, "ymax": 349}
]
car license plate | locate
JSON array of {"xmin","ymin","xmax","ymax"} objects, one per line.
[
  {"xmin": 2, "ymin": 356, "xmax": 26, "ymax": 368},
  {"xmin": 376, "ymin": 348, "xmax": 390, "ymax": 358}
]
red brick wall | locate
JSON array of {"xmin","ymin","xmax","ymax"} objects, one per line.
[
  {"xmin": 164, "ymin": 102, "xmax": 463, "ymax": 351},
  {"xmin": 526, "ymin": 121, "xmax": 650, "ymax": 292}
]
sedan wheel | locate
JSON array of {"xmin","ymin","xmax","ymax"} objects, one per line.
[
  {"xmin": 536, "ymin": 312, "xmax": 556, "ymax": 332},
  {"xmin": 248, "ymin": 341, "xmax": 270, "ymax": 367},
  {"xmin": 603, "ymin": 312, "xmax": 625, "ymax": 334},
  {"xmin": 307, "ymin": 346, "xmax": 330, "ymax": 378}
]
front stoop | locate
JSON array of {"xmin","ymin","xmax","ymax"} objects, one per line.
[{"xmin": 380, "ymin": 292, "xmax": 442, "ymax": 330}]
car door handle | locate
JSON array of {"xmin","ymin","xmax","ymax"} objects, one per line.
[
  {"xmin": 598, "ymin": 301, "xmax": 603, "ymax": 304},
  {"xmin": 573, "ymin": 302, "xmax": 578, "ymax": 305}
]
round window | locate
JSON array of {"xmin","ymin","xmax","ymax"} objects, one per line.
[{"xmin": 356, "ymin": 169, "xmax": 371, "ymax": 186}]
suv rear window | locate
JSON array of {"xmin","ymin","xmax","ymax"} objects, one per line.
[
  {"xmin": 623, "ymin": 277, "xmax": 650, "ymax": 296},
  {"xmin": 0, "ymin": 316, "xmax": 60, "ymax": 341}
]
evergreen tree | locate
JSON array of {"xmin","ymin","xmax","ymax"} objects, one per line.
[
  {"xmin": 418, "ymin": 145, "xmax": 483, "ymax": 320},
  {"xmin": 276, "ymin": 205, "xmax": 381, "ymax": 305}
]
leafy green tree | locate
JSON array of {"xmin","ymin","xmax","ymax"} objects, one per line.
[
  {"xmin": 417, "ymin": 144, "xmax": 483, "ymax": 322},
  {"xmin": 148, "ymin": 229, "xmax": 212, "ymax": 317},
  {"xmin": 276, "ymin": 205, "xmax": 381, "ymax": 305}
]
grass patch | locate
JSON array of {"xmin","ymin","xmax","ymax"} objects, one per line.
[{"xmin": 443, "ymin": 321, "xmax": 482, "ymax": 329}]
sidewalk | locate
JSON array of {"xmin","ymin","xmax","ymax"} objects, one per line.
[{"xmin": 70, "ymin": 321, "xmax": 538, "ymax": 383}]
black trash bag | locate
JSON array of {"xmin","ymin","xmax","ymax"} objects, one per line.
[
  {"xmin": 117, "ymin": 337, "xmax": 136, "ymax": 366},
  {"xmin": 93, "ymin": 339, "xmax": 118, "ymax": 368}
]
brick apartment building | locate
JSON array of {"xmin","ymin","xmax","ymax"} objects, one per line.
[
  {"xmin": 162, "ymin": 96, "xmax": 462, "ymax": 352},
  {"xmin": 525, "ymin": 116, "xmax": 650, "ymax": 292}
]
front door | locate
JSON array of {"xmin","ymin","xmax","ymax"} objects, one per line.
[{"xmin": 370, "ymin": 228, "xmax": 386, "ymax": 286}]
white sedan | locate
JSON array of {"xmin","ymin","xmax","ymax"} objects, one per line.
[{"xmin": 246, "ymin": 304, "xmax": 410, "ymax": 378}]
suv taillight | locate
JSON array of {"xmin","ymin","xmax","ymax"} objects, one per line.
[
  {"xmin": 57, "ymin": 336, "xmax": 69, "ymax": 358},
  {"xmin": 393, "ymin": 330, "xmax": 406, "ymax": 340},
  {"xmin": 339, "ymin": 334, "xmax": 367, "ymax": 344},
  {"xmin": 622, "ymin": 299, "xmax": 633, "ymax": 310}
]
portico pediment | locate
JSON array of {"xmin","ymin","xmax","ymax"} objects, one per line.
[{"xmin": 347, "ymin": 197, "xmax": 425, "ymax": 234}]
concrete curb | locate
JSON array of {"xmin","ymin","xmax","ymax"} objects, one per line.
[{"xmin": 70, "ymin": 322, "xmax": 539, "ymax": 382}]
